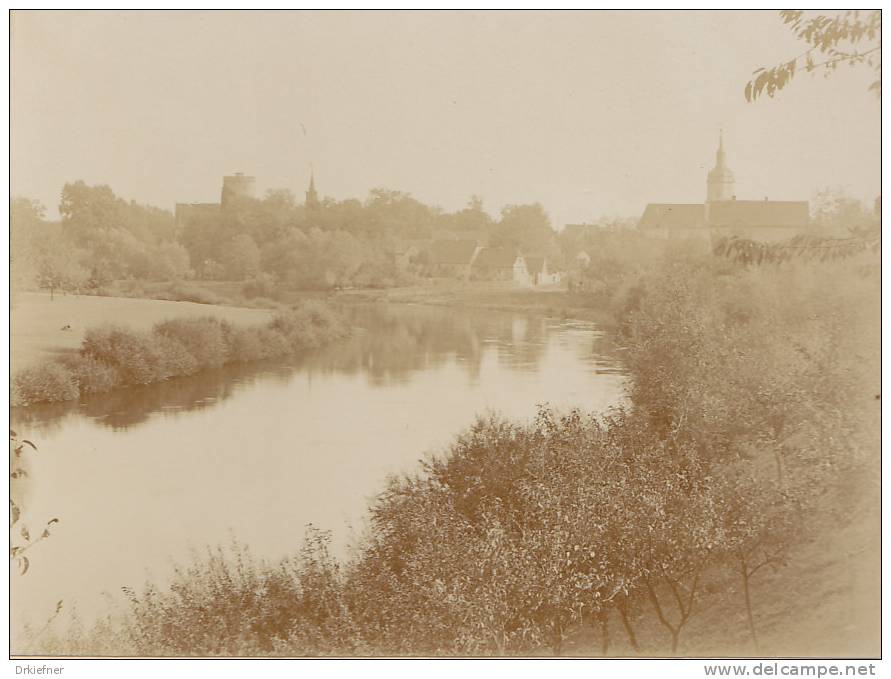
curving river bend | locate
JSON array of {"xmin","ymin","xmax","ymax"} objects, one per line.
[{"xmin": 11, "ymin": 303, "xmax": 626, "ymax": 634}]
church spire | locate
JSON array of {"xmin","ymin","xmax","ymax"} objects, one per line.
[
  {"xmin": 715, "ymin": 129, "xmax": 726, "ymax": 167},
  {"xmin": 706, "ymin": 129, "xmax": 735, "ymax": 202},
  {"xmin": 305, "ymin": 165, "xmax": 320, "ymax": 211}
]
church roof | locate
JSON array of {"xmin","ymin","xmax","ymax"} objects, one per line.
[
  {"xmin": 708, "ymin": 200, "xmax": 809, "ymax": 228},
  {"xmin": 638, "ymin": 203, "xmax": 707, "ymax": 230}
]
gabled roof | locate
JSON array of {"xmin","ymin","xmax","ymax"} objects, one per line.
[
  {"xmin": 638, "ymin": 204, "xmax": 706, "ymax": 230},
  {"xmin": 472, "ymin": 247, "xmax": 522, "ymax": 269},
  {"xmin": 428, "ymin": 239, "xmax": 479, "ymax": 265},
  {"xmin": 708, "ymin": 200, "xmax": 809, "ymax": 228}
]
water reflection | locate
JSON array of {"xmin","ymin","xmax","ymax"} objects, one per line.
[
  {"xmin": 15, "ymin": 303, "xmax": 622, "ymax": 435},
  {"xmin": 11, "ymin": 302, "xmax": 626, "ymax": 634}
]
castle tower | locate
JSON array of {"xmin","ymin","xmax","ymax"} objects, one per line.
[
  {"xmin": 221, "ymin": 172, "xmax": 256, "ymax": 210},
  {"xmin": 305, "ymin": 167, "xmax": 320, "ymax": 211},
  {"xmin": 706, "ymin": 131, "xmax": 735, "ymax": 203}
]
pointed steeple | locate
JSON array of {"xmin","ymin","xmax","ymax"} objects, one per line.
[
  {"xmin": 707, "ymin": 129, "xmax": 735, "ymax": 202},
  {"xmin": 305, "ymin": 165, "xmax": 320, "ymax": 211},
  {"xmin": 715, "ymin": 129, "xmax": 726, "ymax": 168}
]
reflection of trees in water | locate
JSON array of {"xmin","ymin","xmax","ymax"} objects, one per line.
[
  {"xmin": 589, "ymin": 331, "xmax": 628, "ymax": 376},
  {"xmin": 12, "ymin": 304, "xmax": 605, "ymax": 434},
  {"xmin": 311, "ymin": 304, "xmax": 490, "ymax": 386},
  {"xmin": 12, "ymin": 361, "xmax": 279, "ymax": 434},
  {"xmin": 490, "ymin": 314, "xmax": 548, "ymax": 372}
]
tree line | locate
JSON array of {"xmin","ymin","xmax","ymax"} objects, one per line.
[{"xmin": 12, "ymin": 182, "xmax": 561, "ymax": 297}]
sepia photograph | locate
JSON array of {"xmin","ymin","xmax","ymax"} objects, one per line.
[{"xmin": 7, "ymin": 8, "xmax": 882, "ymax": 666}]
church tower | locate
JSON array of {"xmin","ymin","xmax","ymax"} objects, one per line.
[
  {"xmin": 706, "ymin": 131, "xmax": 735, "ymax": 202},
  {"xmin": 305, "ymin": 167, "xmax": 320, "ymax": 211}
]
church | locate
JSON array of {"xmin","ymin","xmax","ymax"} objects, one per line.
[{"xmin": 638, "ymin": 133, "xmax": 810, "ymax": 243}]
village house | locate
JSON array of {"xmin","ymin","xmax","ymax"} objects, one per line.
[
  {"xmin": 426, "ymin": 239, "xmax": 481, "ymax": 279},
  {"xmin": 470, "ymin": 247, "xmax": 529, "ymax": 285},
  {"xmin": 524, "ymin": 256, "xmax": 561, "ymax": 286}
]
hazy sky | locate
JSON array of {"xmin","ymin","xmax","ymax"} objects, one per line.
[{"xmin": 11, "ymin": 10, "xmax": 881, "ymax": 227}]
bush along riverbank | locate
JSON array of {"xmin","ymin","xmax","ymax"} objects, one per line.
[
  {"xmin": 11, "ymin": 301, "xmax": 349, "ymax": 406},
  {"xmin": 21, "ymin": 247, "xmax": 880, "ymax": 657}
]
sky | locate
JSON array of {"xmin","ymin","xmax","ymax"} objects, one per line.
[{"xmin": 11, "ymin": 10, "xmax": 881, "ymax": 227}]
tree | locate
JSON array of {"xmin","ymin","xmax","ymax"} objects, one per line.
[
  {"xmin": 11, "ymin": 198, "xmax": 49, "ymax": 293},
  {"xmin": 59, "ymin": 181, "xmax": 122, "ymax": 242},
  {"xmin": 810, "ymin": 187, "xmax": 879, "ymax": 236},
  {"xmin": 59, "ymin": 181, "xmax": 179, "ymax": 283},
  {"xmin": 220, "ymin": 234, "xmax": 261, "ymax": 280},
  {"xmin": 491, "ymin": 203, "xmax": 555, "ymax": 254},
  {"xmin": 745, "ymin": 10, "xmax": 881, "ymax": 102},
  {"xmin": 364, "ymin": 188, "xmax": 438, "ymax": 239},
  {"xmin": 33, "ymin": 234, "xmax": 88, "ymax": 299},
  {"xmin": 154, "ymin": 241, "xmax": 192, "ymax": 280},
  {"xmin": 437, "ymin": 195, "xmax": 494, "ymax": 235}
]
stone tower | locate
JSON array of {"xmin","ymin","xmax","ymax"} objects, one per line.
[
  {"xmin": 221, "ymin": 172, "xmax": 256, "ymax": 210},
  {"xmin": 305, "ymin": 167, "xmax": 320, "ymax": 211},
  {"xmin": 706, "ymin": 131, "xmax": 735, "ymax": 203}
]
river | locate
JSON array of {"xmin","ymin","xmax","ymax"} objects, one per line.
[{"xmin": 11, "ymin": 302, "xmax": 626, "ymax": 638}]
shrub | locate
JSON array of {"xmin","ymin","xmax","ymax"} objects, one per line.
[
  {"xmin": 154, "ymin": 334, "xmax": 199, "ymax": 377},
  {"xmin": 228, "ymin": 326, "xmax": 267, "ymax": 363},
  {"xmin": 242, "ymin": 273, "xmax": 277, "ymax": 300},
  {"xmin": 120, "ymin": 534, "xmax": 358, "ymax": 656},
  {"xmin": 81, "ymin": 325, "xmax": 167, "ymax": 385},
  {"xmin": 14, "ymin": 303, "xmax": 348, "ymax": 406},
  {"xmin": 12, "ymin": 363, "xmax": 80, "ymax": 405},
  {"xmin": 269, "ymin": 302, "xmax": 348, "ymax": 352},
  {"xmin": 56, "ymin": 354, "xmax": 121, "ymax": 395},
  {"xmin": 154, "ymin": 317, "xmax": 229, "ymax": 369},
  {"xmin": 257, "ymin": 326, "xmax": 293, "ymax": 359}
]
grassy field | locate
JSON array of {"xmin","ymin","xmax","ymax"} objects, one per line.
[{"xmin": 11, "ymin": 292, "xmax": 273, "ymax": 371}]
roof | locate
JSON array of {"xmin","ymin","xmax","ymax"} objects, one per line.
[
  {"xmin": 638, "ymin": 204, "xmax": 706, "ymax": 230},
  {"xmin": 472, "ymin": 247, "xmax": 522, "ymax": 269},
  {"xmin": 707, "ymin": 200, "xmax": 809, "ymax": 228},
  {"xmin": 524, "ymin": 256, "xmax": 546, "ymax": 274},
  {"xmin": 428, "ymin": 239, "xmax": 479, "ymax": 266},
  {"xmin": 391, "ymin": 238, "xmax": 429, "ymax": 255}
]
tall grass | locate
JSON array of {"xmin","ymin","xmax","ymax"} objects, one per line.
[{"xmin": 12, "ymin": 303, "xmax": 349, "ymax": 406}]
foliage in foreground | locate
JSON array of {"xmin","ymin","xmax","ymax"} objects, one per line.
[
  {"xmin": 22, "ymin": 251, "xmax": 879, "ymax": 657},
  {"xmin": 11, "ymin": 302, "xmax": 349, "ymax": 406}
]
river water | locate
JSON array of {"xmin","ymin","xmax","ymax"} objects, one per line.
[{"xmin": 11, "ymin": 302, "xmax": 626, "ymax": 634}]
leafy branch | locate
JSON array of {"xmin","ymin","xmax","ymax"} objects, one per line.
[
  {"xmin": 713, "ymin": 232, "xmax": 880, "ymax": 265},
  {"xmin": 745, "ymin": 10, "xmax": 881, "ymax": 101},
  {"xmin": 10, "ymin": 430, "xmax": 60, "ymax": 575}
]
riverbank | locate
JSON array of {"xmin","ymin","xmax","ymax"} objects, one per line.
[
  {"xmin": 12, "ymin": 292, "xmax": 275, "ymax": 372},
  {"xmin": 333, "ymin": 281, "xmax": 613, "ymax": 325},
  {"xmin": 11, "ymin": 298, "xmax": 349, "ymax": 406}
]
